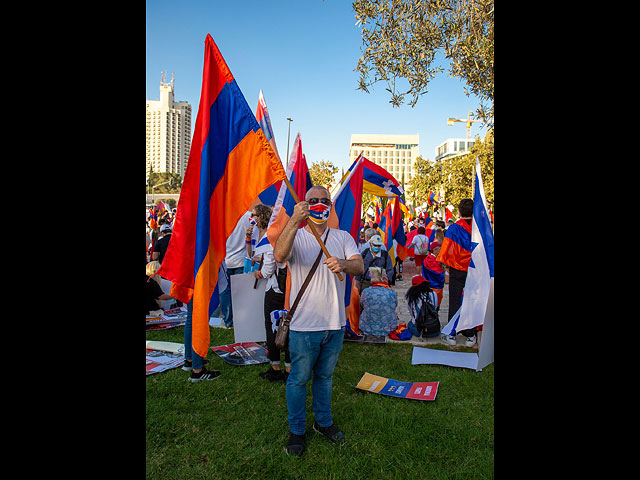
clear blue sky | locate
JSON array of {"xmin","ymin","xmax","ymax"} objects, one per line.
[{"xmin": 146, "ymin": 0, "xmax": 487, "ymax": 174}]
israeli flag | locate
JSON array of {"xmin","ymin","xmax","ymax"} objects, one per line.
[
  {"xmin": 441, "ymin": 157, "xmax": 494, "ymax": 336},
  {"xmin": 270, "ymin": 309, "xmax": 289, "ymax": 333},
  {"xmin": 253, "ymin": 235, "xmax": 272, "ymax": 257}
]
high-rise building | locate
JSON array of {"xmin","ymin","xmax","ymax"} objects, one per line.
[
  {"xmin": 348, "ymin": 133, "xmax": 420, "ymax": 186},
  {"xmin": 146, "ymin": 72, "xmax": 192, "ymax": 180}
]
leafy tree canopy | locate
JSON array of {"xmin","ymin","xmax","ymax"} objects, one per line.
[
  {"xmin": 406, "ymin": 130, "xmax": 493, "ymax": 212},
  {"xmin": 353, "ymin": 0, "xmax": 494, "ymax": 127},
  {"xmin": 309, "ymin": 160, "xmax": 339, "ymax": 190},
  {"xmin": 147, "ymin": 172, "xmax": 182, "ymax": 194}
]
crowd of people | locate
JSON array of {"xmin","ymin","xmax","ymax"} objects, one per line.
[{"xmin": 146, "ymin": 195, "xmax": 481, "ymax": 457}]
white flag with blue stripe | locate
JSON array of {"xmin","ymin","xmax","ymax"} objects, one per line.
[
  {"xmin": 441, "ymin": 157, "xmax": 494, "ymax": 336},
  {"xmin": 253, "ymin": 235, "xmax": 272, "ymax": 257}
]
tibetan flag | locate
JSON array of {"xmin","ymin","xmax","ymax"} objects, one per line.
[
  {"xmin": 157, "ymin": 34, "xmax": 286, "ymax": 358},
  {"xmin": 441, "ymin": 157, "xmax": 494, "ymax": 335},
  {"xmin": 266, "ymin": 132, "xmax": 313, "ymax": 246},
  {"xmin": 436, "ymin": 217, "xmax": 472, "ymax": 272},
  {"xmin": 255, "ymin": 90, "xmax": 284, "ymax": 206}
]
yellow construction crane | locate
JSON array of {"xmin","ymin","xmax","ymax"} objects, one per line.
[{"xmin": 447, "ymin": 111, "xmax": 480, "ymax": 138}]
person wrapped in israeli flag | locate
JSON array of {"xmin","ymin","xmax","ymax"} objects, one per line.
[{"xmin": 441, "ymin": 157, "xmax": 494, "ymax": 338}]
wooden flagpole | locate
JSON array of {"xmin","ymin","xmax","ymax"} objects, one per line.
[{"xmin": 281, "ymin": 175, "xmax": 343, "ymax": 281}]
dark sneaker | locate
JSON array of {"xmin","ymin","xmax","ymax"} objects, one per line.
[
  {"xmin": 313, "ymin": 421, "xmax": 346, "ymax": 445},
  {"xmin": 285, "ymin": 432, "xmax": 306, "ymax": 457},
  {"xmin": 181, "ymin": 358, "xmax": 209, "ymax": 371},
  {"xmin": 188, "ymin": 367, "xmax": 221, "ymax": 382},
  {"xmin": 258, "ymin": 367, "xmax": 284, "ymax": 382}
]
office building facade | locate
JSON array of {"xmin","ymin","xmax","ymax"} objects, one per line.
[
  {"xmin": 434, "ymin": 138, "xmax": 475, "ymax": 162},
  {"xmin": 348, "ymin": 134, "xmax": 419, "ymax": 186}
]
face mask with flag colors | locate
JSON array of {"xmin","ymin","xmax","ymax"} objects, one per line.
[{"xmin": 308, "ymin": 202, "xmax": 331, "ymax": 224}]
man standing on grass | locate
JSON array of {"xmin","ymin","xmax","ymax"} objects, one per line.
[{"xmin": 273, "ymin": 186, "xmax": 364, "ymax": 457}]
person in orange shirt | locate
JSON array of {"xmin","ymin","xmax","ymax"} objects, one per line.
[{"xmin": 436, "ymin": 198, "xmax": 477, "ymax": 347}]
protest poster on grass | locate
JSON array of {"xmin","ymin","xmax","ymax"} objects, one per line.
[{"xmin": 355, "ymin": 372, "xmax": 439, "ymax": 401}]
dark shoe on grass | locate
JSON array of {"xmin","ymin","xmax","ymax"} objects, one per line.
[
  {"xmin": 313, "ymin": 421, "xmax": 346, "ymax": 445},
  {"xmin": 188, "ymin": 367, "xmax": 221, "ymax": 382},
  {"xmin": 181, "ymin": 358, "xmax": 209, "ymax": 371},
  {"xmin": 259, "ymin": 367, "xmax": 284, "ymax": 383},
  {"xmin": 285, "ymin": 432, "xmax": 306, "ymax": 457}
]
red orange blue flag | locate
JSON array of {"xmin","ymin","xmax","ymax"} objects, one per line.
[
  {"xmin": 378, "ymin": 196, "xmax": 408, "ymax": 265},
  {"xmin": 421, "ymin": 255, "xmax": 445, "ymax": 308},
  {"xmin": 328, "ymin": 155, "xmax": 364, "ymax": 242},
  {"xmin": 327, "ymin": 155, "xmax": 364, "ymax": 334},
  {"xmin": 256, "ymin": 90, "xmax": 284, "ymax": 206},
  {"xmin": 361, "ymin": 158, "xmax": 404, "ymax": 197},
  {"xmin": 436, "ymin": 217, "xmax": 471, "ymax": 272},
  {"xmin": 157, "ymin": 34, "xmax": 286, "ymax": 357},
  {"xmin": 341, "ymin": 156, "xmax": 404, "ymax": 198},
  {"xmin": 445, "ymin": 204, "xmax": 455, "ymax": 222},
  {"xmin": 266, "ymin": 132, "xmax": 313, "ymax": 247}
]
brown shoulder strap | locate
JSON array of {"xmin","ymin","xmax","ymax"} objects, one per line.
[{"xmin": 287, "ymin": 229, "xmax": 330, "ymax": 321}]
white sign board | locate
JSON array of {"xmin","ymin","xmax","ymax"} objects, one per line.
[{"xmin": 230, "ymin": 272, "xmax": 267, "ymax": 344}]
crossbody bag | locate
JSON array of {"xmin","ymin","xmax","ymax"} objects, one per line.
[{"xmin": 274, "ymin": 229, "xmax": 330, "ymax": 350}]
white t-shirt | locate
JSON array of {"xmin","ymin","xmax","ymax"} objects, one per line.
[
  {"xmin": 225, "ymin": 211, "xmax": 252, "ymax": 268},
  {"xmin": 285, "ymin": 227, "xmax": 360, "ymax": 332},
  {"xmin": 260, "ymin": 247, "xmax": 284, "ymax": 294},
  {"xmin": 411, "ymin": 234, "xmax": 429, "ymax": 253}
]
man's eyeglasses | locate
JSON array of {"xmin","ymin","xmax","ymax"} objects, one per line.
[{"xmin": 308, "ymin": 198, "xmax": 332, "ymax": 206}]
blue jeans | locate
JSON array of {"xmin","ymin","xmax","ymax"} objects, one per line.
[
  {"xmin": 215, "ymin": 266, "xmax": 244, "ymax": 327},
  {"xmin": 183, "ymin": 299, "xmax": 203, "ymax": 369},
  {"xmin": 286, "ymin": 328, "xmax": 345, "ymax": 435}
]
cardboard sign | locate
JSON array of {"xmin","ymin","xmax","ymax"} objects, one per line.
[{"xmin": 355, "ymin": 372, "xmax": 439, "ymax": 401}]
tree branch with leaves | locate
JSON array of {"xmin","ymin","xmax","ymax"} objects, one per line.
[{"xmin": 353, "ymin": 0, "xmax": 494, "ymax": 127}]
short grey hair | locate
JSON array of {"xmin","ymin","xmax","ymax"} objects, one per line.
[
  {"xmin": 305, "ymin": 185, "xmax": 331, "ymax": 200},
  {"xmin": 368, "ymin": 266, "xmax": 384, "ymax": 282},
  {"xmin": 364, "ymin": 228, "xmax": 377, "ymax": 240}
]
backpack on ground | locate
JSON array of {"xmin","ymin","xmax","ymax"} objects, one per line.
[{"xmin": 415, "ymin": 292, "xmax": 440, "ymax": 337}]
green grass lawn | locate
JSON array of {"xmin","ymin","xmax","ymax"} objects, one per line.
[{"xmin": 146, "ymin": 326, "xmax": 493, "ymax": 479}]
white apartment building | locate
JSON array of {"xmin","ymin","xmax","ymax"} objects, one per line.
[
  {"xmin": 146, "ymin": 72, "xmax": 192, "ymax": 180},
  {"xmin": 434, "ymin": 138, "xmax": 475, "ymax": 162},
  {"xmin": 348, "ymin": 134, "xmax": 420, "ymax": 186}
]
